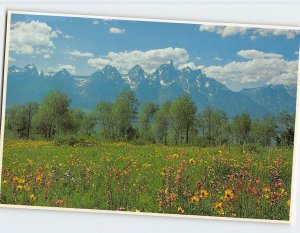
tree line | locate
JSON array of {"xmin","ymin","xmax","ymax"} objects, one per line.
[{"xmin": 5, "ymin": 89, "xmax": 295, "ymax": 147}]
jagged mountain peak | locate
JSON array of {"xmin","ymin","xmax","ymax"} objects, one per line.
[
  {"xmin": 6, "ymin": 63, "xmax": 297, "ymax": 117},
  {"xmin": 8, "ymin": 65, "xmax": 22, "ymax": 73},
  {"xmin": 53, "ymin": 68, "xmax": 72, "ymax": 78},
  {"xmin": 128, "ymin": 64, "xmax": 145, "ymax": 75}
]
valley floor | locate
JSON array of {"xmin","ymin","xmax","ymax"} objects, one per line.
[{"xmin": 0, "ymin": 140, "xmax": 293, "ymax": 220}]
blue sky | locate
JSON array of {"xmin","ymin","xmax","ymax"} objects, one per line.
[{"xmin": 8, "ymin": 13, "xmax": 300, "ymax": 91}]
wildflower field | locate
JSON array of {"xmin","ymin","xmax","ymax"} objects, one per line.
[{"xmin": 0, "ymin": 140, "xmax": 292, "ymax": 220}]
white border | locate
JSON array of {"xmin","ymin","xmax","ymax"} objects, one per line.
[{"xmin": 0, "ymin": 10, "xmax": 299, "ymax": 224}]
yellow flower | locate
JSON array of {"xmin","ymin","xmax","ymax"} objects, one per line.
[
  {"xmin": 36, "ymin": 175, "xmax": 42, "ymax": 183},
  {"xmin": 23, "ymin": 184, "xmax": 30, "ymax": 191},
  {"xmin": 263, "ymin": 187, "xmax": 270, "ymax": 193},
  {"xmin": 264, "ymin": 194, "xmax": 269, "ymax": 199},
  {"xmin": 45, "ymin": 163, "xmax": 49, "ymax": 169},
  {"xmin": 279, "ymin": 188, "xmax": 285, "ymax": 194},
  {"xmin": 16, "ymin": 185, "xmax": 23, "ymax": 191},
  {"xmin": 177, "ymin": 207, "xmax": 184, "ymax": 214},
  {"xmin": 13, "ymin": 176, "xmax": 19, "ymax": 183},
  {"xmin": 2, "ymin": 179, "xmax": 7, "ymax": 185},
  {"xmin": 215, "ymin": 202, "xmax": 223, "ymax": 210},
  {"xmin": 172, "ymin": 153, "xmax": 179, "ymax": 159},
  {"xmin": 191, "ymin": 195, "xmax": 199, "ymax": 203},
  {"xmin": 18, "ymin": 176, "xmax": 25, "ymax": 184},
  {"xmin": 287, "ymin": 200, "xmax": 291, "ymax": 206},
  {"xmin": 30, "ymin": 194, "xmax": 37, "ymax": 201},
  {"xmin": 200, "ymin": 189, "xmax": 208, "ymax": 198},
  {"xmin": 218, "ymin": 209, "xmax": 225, "ymax": 216},
  {"xmin": 189, "ymin": 159, "xmax": 195, "ymax": 165},
  {"xmin": 27, "ymin": 159, "xmax": 33, "ymax": 167},
  {"xmin": 224, "ymin": 189, "xmax": 234, "ymax": 199}
]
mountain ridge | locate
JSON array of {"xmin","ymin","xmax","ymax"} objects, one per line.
[{"xmin": 6, "ymin": 63, "xmax": 297, "ymax": 118}]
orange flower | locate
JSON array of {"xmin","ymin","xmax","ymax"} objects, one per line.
[
  {"xmin": 36, "ymin": 174, "xmax": 42, "ymax": 183},
  {"xmin": 54, "ymin": 199, "xmax": 64, "ymax": 207}
]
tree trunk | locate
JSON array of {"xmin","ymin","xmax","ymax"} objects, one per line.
[{"xmin": 186, "ymin": 127, "xmax": 189, "ymax": 145}]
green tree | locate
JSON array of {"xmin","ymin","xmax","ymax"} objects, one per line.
[
  {"xmin": 33, "ymin": 91, "xmax": 71, "ymax": 139},
  {"xmin": 112, "ymin": 89, "xmax": 139, "ymax": 142},
  {"xmin": 6, "ymin": 103, "xmax": 38, "ymax": 139},
  {"xmin": 197, "ymin": 107, "xmax": 229, "ymax": 146},
  {"xmin": 96, "ymin": 101, "xmax": 115, "ymax": 139},
  {"xmin": 276, "ymin": 112, "xmax": 295, "ymax": 146},
  {"xmin": 170, "ymin": 94, "xmax": 197, "ymax": 145},
  {"xmin": 250, "ymin": 114, "xmax": 276, "ymax": 146},
  {"xmin": 139, "ymin": 102, "xmax": 159, "ymax": 141},
  {"xmin": 81, "ymin": 112, "xmax": 97, "ymax": 136},
  {"xmin": 154, "ymin": 101, "xmax": 171, "ymax": 145},
  {"xmin": 231, "ymin": 113, "xmax": 251, "ymax": 144}
]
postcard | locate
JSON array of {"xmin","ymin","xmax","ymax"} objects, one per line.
[{"xmin": 0, "ymin": 11, "xmax": 299, "ymax": 222}]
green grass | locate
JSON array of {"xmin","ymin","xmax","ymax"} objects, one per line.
[{"xmin": 0, "ymin": 139, "xmax": 293, "ymax": 220}]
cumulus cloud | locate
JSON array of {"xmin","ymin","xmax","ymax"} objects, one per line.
[
  {"xmin": 201, "ymin": 49, "xmax": 297, "ymax": 90},
  {"xmin": 63, "ymin": 34, "xmax": 73, "ymax": 39},
  {"xmin": 237, "ymin": 50, "xmax": 283, "ymax": 60},
  {"xmin": 47, "ymin": 64, "xmax": 76, "ymax": 74},
  {"xmin": 43, "ymin": 54, "xmax": 51, "ymax": 59},
  {"xmin": 109, "ymin": 27, "xmax": 125, "ymax": 34},
  {"xmin": 8, "ymin": 56, "xmax": 16, "ymax": 62},
  {"xmin": 214, "ymin": 56, "xmax": 223, "ymax": 61},
  {"xmin": 178, "ymin": 62, "xmax": 198, "ymax": 70},
  {"xmin": 199, "ymin": 25, "xmax": 248, "ymax": 37},
  {"xmin": 68, "ymin": 50, "xmax": 94, "ymax": 57},
  {"xmin": 92, "ymin": 20, "xmax": 100, "ymax": 25},
  {"xmin": 199, "ymin": 25, "xmax": 300, "ymax": 39},
  {"xmin": 10, "ymin": 20, "xmax": 59, "ymax": 54},
  {"xmin": 87, "ymin": 47, "xmax": 189, "ymax": 73},
  {"xmin": 254, "ymin": 28, "xmax": 300, "ymax": 39}
]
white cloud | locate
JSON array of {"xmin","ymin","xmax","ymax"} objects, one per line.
[
  {"xmin": 10, "ymin": 20, "xmax": 59, "ymax": 54},
  {"xmin": 92, "ymin": 20, "xmax": 100, "ymax": 25},
  {"xmin": 254, "ymin": 28, "xmax": 300, "ymax": 39},
  {"xmin": 47, "ymin": 64, "xmax": 76, "ymax": 74},
  {"xmin": 199, "ymin": 25, "xmax": 248, "ymax": 37},
  {"xmin": 8, "ymin": 56, "xmax": 16, "ymax": 62},
  {"xmin": 214, "ymin": 56, "xmax": 223, "ymax": 61},
  {"xmin": 87, "ymin": 47, "xmax": 189, "ymax": 73},
  {"xmin": 109, "ymin": 27, "xmax": 126, "ymax": 34},
  {"xmin": 237, "ymin": 49, "xmax": 283, "ymax": 60},
  {"xmin": 43, "ymin": 54, "xmax": 51, "ymax": 59},
  {"xmin": 63, "ymin": 34, "xmax": 73, "ymax": 39},
  {"xmin": 199, "ymin": 25, "xmax": 300, "ymax": 39},
  {"xmin": 201, "ymin": 49, "xmax": 297, "ymax": 90},
  {"xmin": 178, "ymin": 62, "xmax": 198, "ymax": 70},
  {"xmin": 68, "ymin": 50, "xmax": 94, "ymax": 57}
]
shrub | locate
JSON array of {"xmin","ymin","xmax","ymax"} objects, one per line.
[{"xmin": 53, "ymin": 134, "xmax": 99, "ymax": 147}]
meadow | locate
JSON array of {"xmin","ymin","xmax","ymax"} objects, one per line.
[{"xmin": 0, "ymin": 139, "xmax": 292, "ymax": 220}]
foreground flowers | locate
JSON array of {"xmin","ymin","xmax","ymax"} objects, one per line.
[{"xmin": 0, "ymin": 140, "xmax": 292, "ymax": 220}]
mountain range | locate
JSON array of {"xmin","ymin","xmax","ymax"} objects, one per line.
[{"xmin": 6, "ymin": 62, "xmax": 297, "ymax": 118}]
